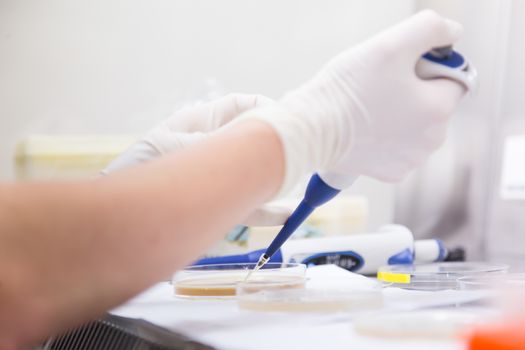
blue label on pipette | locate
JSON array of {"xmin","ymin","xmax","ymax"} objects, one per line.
[{"xmin": 296, "ymin": 251, "xmax": 364, "ymax": 272}]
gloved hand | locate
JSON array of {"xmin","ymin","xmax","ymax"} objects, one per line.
[
  {"xmin": 238, "ymin": 10, "xmax": 467, "ymax": 197},
  {"xmin": 102, "ymin": 93, "xmax": 274, "ymax": 174},
  {"xmin": 102, "ymin": 93, "xmax": 291, "ymax": 226}
]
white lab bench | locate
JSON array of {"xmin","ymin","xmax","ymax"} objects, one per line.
[{"xmin": 112, "ymin": 266, "xmax": 488, "ymax": 350}]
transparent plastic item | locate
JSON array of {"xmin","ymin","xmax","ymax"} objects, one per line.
[
  {"xmin": 458, "ymin": 273, "xmax": 525, "ymax": 318},
  {"xmin": 377, "ymin": 262, "xmax": 509, "ymax": 291},
  {"xmin": 458, "ymin": 273, "xmax": 525, "ymax": 290},
  {"xmin": 354, "ymin": 310, "xmax": 493, "ymax": 339},
  {"xmin": 237, "ymin": 279, "xmax": 383, "ymax": 313},
  {"xmin": 172, "ymin": 263, "xmax": 306, "ymax": 298}
]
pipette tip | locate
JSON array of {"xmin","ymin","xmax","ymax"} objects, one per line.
[{"xmin": 243, "ymin": 254, "xmax": 270, "ymax": 282}]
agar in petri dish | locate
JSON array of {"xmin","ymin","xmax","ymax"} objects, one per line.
[
  {"xmin": 173, "ymin": 263, "xmax": 306, "ymax": 298},
  {"xmin": 377, "ymin": 262, "xmax": 509, "ymax": 291},
  {"xmin": 237, "ymin": 280, "xmax": 384, "ymax": 313},
  {"xmin": 353, "ymin": 310, "xmax": 491, "ymax": 339}
]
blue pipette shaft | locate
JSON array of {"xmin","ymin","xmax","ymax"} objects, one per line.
[
  {"xmin": 257, "ymin": 174, "xmax": 341, "ymax": 264},
  {"xmin": 264, "ymin": 201, "xmax": 315, "ymax": 257}
]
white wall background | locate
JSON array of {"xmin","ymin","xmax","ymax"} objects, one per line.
[
  {"xmin": 393, "ymin": 0, "xmax": 525, "ymax": 266},
  {"xmin": 395, "ymin": 0, "xmax": 511, "ymax": 257},
  {"xmin": 0, "ymin": 0, "xmax": 416, "ymax": 228},
  {"xmin": 4, "ymin": 1, "xmax": 523, "ymax": 259}
]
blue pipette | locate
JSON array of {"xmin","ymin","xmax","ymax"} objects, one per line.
[{"xmin": 246, "ymin": 46, "xmax": 477, "ymax": 276}]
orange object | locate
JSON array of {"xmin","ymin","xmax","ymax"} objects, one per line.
[{"xmin": 468, "ymin": 323, "xmax": 525, "ymax": 350}]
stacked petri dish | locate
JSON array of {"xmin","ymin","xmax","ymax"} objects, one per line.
[
  {"xmin": 172, "ymin": 262, "xmax": 306, "ymax": 298},
  {"xmin": 458, "ymin": 273, "xmax": 525, "ymax": 290},
  {"xmin": 458, "ymin": 273, "xmax": 525, "ymax": 318},
  {"xmin": 377, "ymin": 262, "xmax": 509, "ymax": 291}
]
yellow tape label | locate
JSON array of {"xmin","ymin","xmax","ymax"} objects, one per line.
[{"xmin": 377, "ymin": 271, "xmax": 411, "ymax": 284}]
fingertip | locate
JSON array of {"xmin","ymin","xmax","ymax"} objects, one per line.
[
  {"xmin": 228, "ymin": 93, "xmax": 275, "ymax": 112},
  {"xmin": 254, "ymin": 94, "xmax": 275, "ymax": 107},
  {"xmin": 443, "ymin": 18, "xmax": 464, "ymax": 41},
  {"xmin": 397, "ymin": 10, "xmax": 464, "ymax": 56}
]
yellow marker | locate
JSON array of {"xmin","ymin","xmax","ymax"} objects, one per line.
[{"xmin": 377, "ymin": 271, "xmax": 411, "ymax": 284}]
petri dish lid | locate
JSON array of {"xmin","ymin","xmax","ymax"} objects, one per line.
[
  {"xmin": 458, "ymin": 273, "xmax": 525, "ymax": 290},
  {"xmin": 172, "ymin": 262, "xmax": 306, "ymax": 299},
  {"xmin": 354, "ymin": 309, "xmax": 494, "ymax": 339},
  {"xmin": 237, "ymin": 279, "xmax": 384, "ymax": 313},
  {"xmin": 377, "ymin": 262, "xmax": 509, "ymax": 291},
  {"xmin": 458, "ymin": 273, "xmax": 525, "ymax": 316}
]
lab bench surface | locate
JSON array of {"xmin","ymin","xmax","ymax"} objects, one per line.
[{"xmin": 110, "ymin": 282, "xmax": 482, "ymax": 350}]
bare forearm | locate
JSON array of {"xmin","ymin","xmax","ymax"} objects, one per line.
[{"xmin": 0, "ymin": 120, "xmax": 283, "ymax": 348}]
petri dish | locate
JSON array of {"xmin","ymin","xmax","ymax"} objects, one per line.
[
  {"xmin": 458, "ymin": 273, "xmax": 525, "ymax": 317},
  {"xmin": 354, "ymin": 309, "xmax": 491, "ymax": 339},
  {"xmin": 458, "ymin": 273, "xmax": 525, "ymax": 290},
  {"xmin": 377, "ymin": 262, "xmax": 509, "ymax": 291},
  {"xmin": 173, "ymin": 262, "xmax": 306, "ymax": 298},
  {"xmin": 237, "ymin": 279, "xmax": 383, "ymax": 313}
]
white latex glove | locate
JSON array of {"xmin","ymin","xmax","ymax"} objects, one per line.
[
  {"xmin": 102, "ymin": 93, "xmax": 274, "ymax": 173},
  {"xmin": 101, "ymin": 93, "xmax": 291, "ymax": 226},
  {"xmin": 238, "ymin": 10, "xmax": 467, "ymax": 197}
]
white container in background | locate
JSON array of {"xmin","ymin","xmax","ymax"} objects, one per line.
[
  {"xmin": 14, "ymin": 135, "xmax": 136, "ymax": 180},
  {"xmin": 304, "ymin": 195, "xmax": 368, "ymax": 236}
]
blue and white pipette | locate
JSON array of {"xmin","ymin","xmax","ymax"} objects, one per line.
[{"xmin": 248, "ymin": 46, "xmax": 477, "ymax": 275}]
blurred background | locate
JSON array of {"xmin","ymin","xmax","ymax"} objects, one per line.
[{"xmin": 0, "ymin": 0, "xmax": 523, "ymax": 267}]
